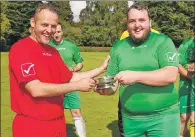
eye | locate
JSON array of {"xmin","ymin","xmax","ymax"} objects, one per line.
[
  {"xmin": 128, "ymin": 19, "xmax": 135, "ymax": 23},
  {"xmin": 42, "ymin": 23, "xmax": 48, "ymax": 27},
  {"xmin": 139, "ymin": 18, "xmax": 146, "ymax": 22},
  {"xmin": 51, "ymin": 25, "xmax": 57, "ymax": 29}
]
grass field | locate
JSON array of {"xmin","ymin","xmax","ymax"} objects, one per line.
[{"xmin": 1, "ymin": 52, "xmax": 180, "ymax": 137}]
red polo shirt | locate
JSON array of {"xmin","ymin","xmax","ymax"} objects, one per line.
[{"xmin": 9, "ymin": 37, "xmax": 73, "ymax": 120}]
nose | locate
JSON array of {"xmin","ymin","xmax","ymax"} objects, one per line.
[
  {"xmin": 46, "ymin": 26, "xmax": 52, "ymax": 33},
  {"xmin": 134, "ymin": 21, "xmax": 140, "ymax": 27}
]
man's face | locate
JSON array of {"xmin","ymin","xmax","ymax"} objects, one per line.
[
  {"xmin": 30, "ymin": 9, "xmax": 58, "ymax": 45},
  {"xmin": 127, "ymin": 8, "xmax": 151, "ymax": 44},
  {"xmin": 53, "ymin": 25, "xmax": 63, "ymax": 44}
]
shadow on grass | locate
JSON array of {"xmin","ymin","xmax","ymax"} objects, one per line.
[
  {"xmin": 107, "ymin": 120, "xmax": 120, "ymax": 137},
  {"xmin": 66, "ymin": 124, "xmax": 77, "ymax": 137}
]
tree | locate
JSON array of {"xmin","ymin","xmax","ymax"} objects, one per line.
[
  {"xmin": 5, "ymin": 1, "xmax": 41, "ymax": 50},
  {"xmin": 49, "ymin": 1, "xmax": 73, "ymax": 23},
  {"xmin": 138, "ymin": 1, "xmax": 195, "ymax": 47},
  {"xmin": 1, "ymin": 1, "xmax": 11, "ymax": 51},
  {"xmin": 79, "ymin": 1, "xmax": 128, "ymax": 47}
]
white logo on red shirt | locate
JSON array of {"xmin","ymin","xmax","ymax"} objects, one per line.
[
  {"xmin": 21, "ymin": 63, "xmax": 36, "ymax": 77},
  {"xmin": 42, "ymin": 52, "xmax": 52, "ymax": 56}
]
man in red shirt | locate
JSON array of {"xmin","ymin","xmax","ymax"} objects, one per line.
[{"xmin": 9, "ymin": 4, "xmax": 109, "ymax": 137}]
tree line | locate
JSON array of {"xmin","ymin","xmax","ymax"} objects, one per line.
[{"xmin": 1, "ymin": 1, "xmax": 194, "ymax": 51}]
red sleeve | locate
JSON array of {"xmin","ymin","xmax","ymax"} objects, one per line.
[{"xmin": 9, "ymin": 45, "xmax": 38, "ymax": 84}]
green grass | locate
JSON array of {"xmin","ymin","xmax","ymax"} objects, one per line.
[{"xmin": 1, "ymin": 52, "xmax": 180, "ymax": 137}]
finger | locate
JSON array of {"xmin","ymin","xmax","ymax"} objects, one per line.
[
  {"xmin": 90, "ymin": 83, "xmax": 96, "ymax": 88},
  {"xmin": 104, "ymin": 55, "xmax": 110, "ymax": 63},
  {"xmin": 89, "ymin": 78, "xmax": 96, "ymax": 84},
  {"xmin": 115, "ymin": 75, "xmax": 122, "ymax": 81},
  {"xmin": 119, "ymin": 79, "xmax": 124, "ymax": 84}
]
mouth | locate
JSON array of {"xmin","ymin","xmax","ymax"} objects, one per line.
[
  {"xmin": 134, "ymin": 28, "xmax": 143, "ymax": 34},
  {"xmin": 43, "ymin": 34, "xmax": 51, "ymax": 39},
  {"xmin": 54, "ymin": 36, "xmax": 59, "ymax": 40}
]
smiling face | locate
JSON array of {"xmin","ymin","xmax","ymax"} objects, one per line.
[
  {"xmin": 30, "ymin": 9, "xmax": 58, "ymax": 45},
  {"xmin": 127, "ymin": 8, "xmax": 151, "ymax": 45}
]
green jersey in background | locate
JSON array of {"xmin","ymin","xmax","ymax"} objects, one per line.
[{"xmin": 49, "ymin": 40, "xmax": 83, "ymax": 68}]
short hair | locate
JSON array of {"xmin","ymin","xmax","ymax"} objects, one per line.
[
  {"xmin": 57, "ymin": 22, "xmax": 64, "ymax": 30},
  {"xmin": 127, "ymin": 3, "xmax": 150, "ymax": 19},
  {"xmin": 32, "ymin": 3, "xmax": 58, "ymax": 18}
]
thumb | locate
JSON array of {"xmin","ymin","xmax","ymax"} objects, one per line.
[{"xmin": 114, "ymin": 74, "xmax": 122, "ymax": 81}]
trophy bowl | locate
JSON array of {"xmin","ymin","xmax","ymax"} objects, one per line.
[{"xmin": 95, "ymin": 76, "xmax": 116, "ymax": 95}]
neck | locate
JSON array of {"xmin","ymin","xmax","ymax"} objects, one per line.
[
  {"xmin": 56, "ymin": 40, "xmax": 63, "ymax": 45},
  {"xmin": 29, "ymin": 34, "xmax": 48, "ymax": 47}
]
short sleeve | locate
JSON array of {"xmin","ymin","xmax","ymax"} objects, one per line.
[
  {"xmin": 106, "ymin": 45, "xmax": 119, "ymax": 76},
  {"xmin": 72, "ymin": 44, "xmax": 83, "ymax": 64},
  {"xmin": 157, "ymin": 37, "xmax": 179, "ymax": 68},
  {"xmin": 9, "ymin": 47, "xmax": 38, "ymax": 84},
  {"xmin": 178, "ymin": 41, "xmax": 188, "ymax": 66}
]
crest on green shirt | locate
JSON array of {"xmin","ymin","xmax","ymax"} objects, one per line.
[{"xmin": 166, "ymin": 52, "xmax": 178, "ymax": 62}]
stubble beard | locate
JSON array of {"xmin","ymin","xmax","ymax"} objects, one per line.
[{"xmin": 130, "ymin": 28, "xmax": 150, "ymax": 45}]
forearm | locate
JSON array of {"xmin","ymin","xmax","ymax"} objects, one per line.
[
  {"xmin": 70, "ymin": 67, "xmax": 104, "ymax": 82},
  {"xmin": 179, "ymin": 64, "xmax": 192, "ymax": 80},
  {"xmin": 24, "ymin": 80, "xmax": 77, "ymax": 97},
  {"xmin": 136, "ymin": 66, "xmax": 178, "ymax": 86}
]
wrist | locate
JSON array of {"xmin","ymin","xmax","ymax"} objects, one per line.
[{"xmin": 187, "ymin": 71, "xmax": 192, "ymax": 80}]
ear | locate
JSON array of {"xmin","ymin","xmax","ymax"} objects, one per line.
[
  {"xmin": 30, "ymin": 17, "xmax": 35, "ymax": 28},
  {"xmin": 149, "ymin": 19, "xmax": 152, "ymax": 27}
]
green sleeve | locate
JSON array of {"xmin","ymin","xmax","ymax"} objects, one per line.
[
  {"xmin": 72, "ymin": 43, "xmax": 83, "ymax": 64},
  {"xmin": 178, "ymin": 40, "xmax": 189, "ymax": 66},
  {"xmin": 157, "ymin": 36, "xmax": 179, "ymax": 68},
  {"xmin": 106, "ymin": 44, "xmax": 119, "ymax": 76}
]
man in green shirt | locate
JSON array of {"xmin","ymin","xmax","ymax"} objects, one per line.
[
  {"xmin": 95, "ymin": 3, "xmax": 179, "ymax": 137},
  {"xmin": 178, "ymin": 37, "xmax": 195, "ymax": 137},
  {"xmin": 49, "ymin": 23, "xmax": 86, "ymax": 137}
]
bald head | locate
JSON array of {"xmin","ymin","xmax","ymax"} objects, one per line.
[{"xmin": 33, "ymin": 3, "xmax": 58, "ymax": 20}]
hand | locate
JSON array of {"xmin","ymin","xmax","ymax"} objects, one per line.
[
  {"xmin": 114, "ymin": 71, "xmax": 138, "ymax": 85},
  {"xmin": 69, "ymin": 68, "xmax": 75, "ymax": 72},
  {"xmin": 186, "ymin": 63, "xmax": 195, "ymax": 72},
  {"xmin": 76, "ymin": 78, "xmax": 96, "ymax": 92},
  {"xmin": 99, "ymin": 55, "xmax": 110, "ymax": 72}
]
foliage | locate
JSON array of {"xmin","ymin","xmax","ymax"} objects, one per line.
[
  {"xmin": 1, "ymin": 1, "xmax": 11, "ymax": 51},
  {"xmin": 138, "ymin": 1, "xmax": 195, "ymax": 47},
  {"xmin": 1, "ymin": 1, "xmax": 195, "ymax": 51},
  {"xmin": 80, "ymin": 1, "xmax": 128, "ymax": 47},
  {"xmin": 1, "ymin": 1, "xmax": 41, "ymax": 51},
  {"xmin": 49, "ymin": 1, "xmax": 73, "ymax": 23}
]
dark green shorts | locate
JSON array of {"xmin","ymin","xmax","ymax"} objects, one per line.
[
  {"xmin": 179, "ymin": 84, "xmax": 195, "ymax": 114},
  {"xmin": 63, "ymin": 91, "xmax": 81, "ymax": 109},
  {"xmin": 122, "ymin": 113, "xmax": 180, "ymax": 137}
]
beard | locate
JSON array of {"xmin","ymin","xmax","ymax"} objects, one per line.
[{"xmin": 129, "ymin": 28, "xmax": 150, "ymax": 45}]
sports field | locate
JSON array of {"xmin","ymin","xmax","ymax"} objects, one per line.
[{"xmin": 1, "ymin": 52, "xmax": 180, "ymax": 137}]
